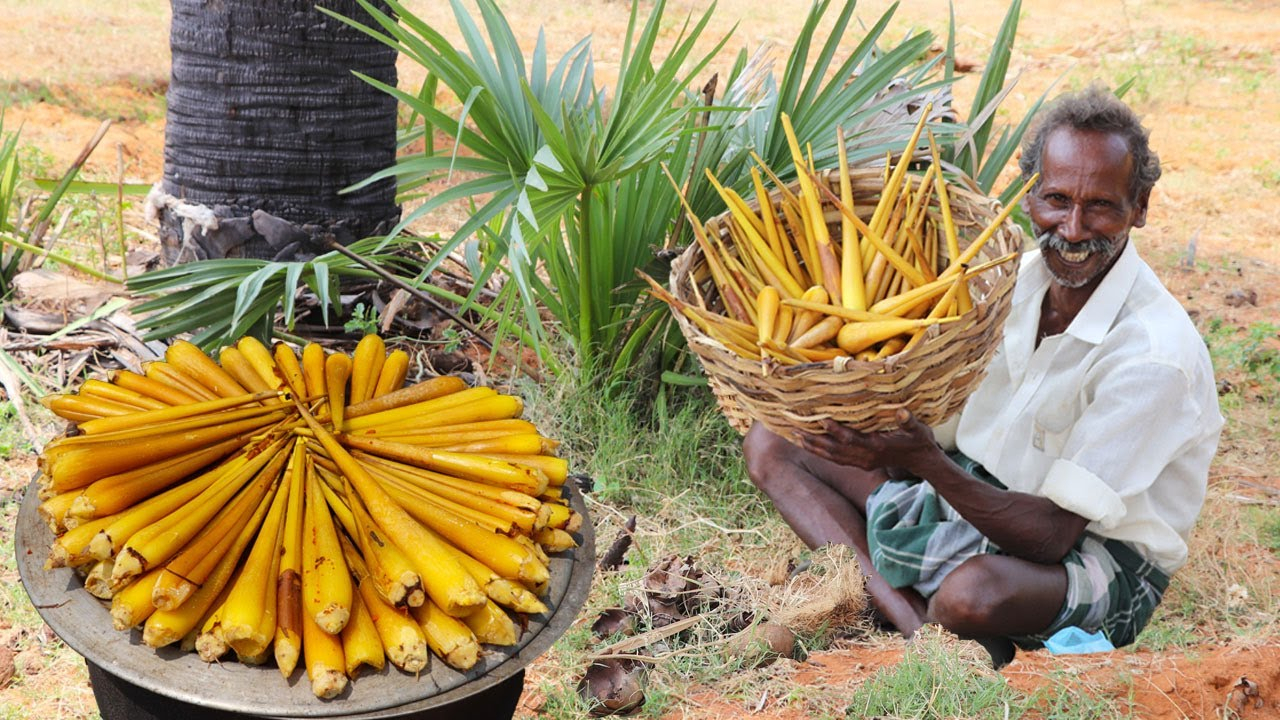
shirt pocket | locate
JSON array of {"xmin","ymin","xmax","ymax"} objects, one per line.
[{"xmin": 1032, "ymin": 395, "xmax": 1077, "ymax": 456}]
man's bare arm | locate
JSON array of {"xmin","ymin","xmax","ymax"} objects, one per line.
[
  {"xmin": 799, "ymin": 411, "xmax": 1089, "ymax": 564},
  {"xmin": 906, "ymin": 445, "xmax": 1090, "ymax": 563}
]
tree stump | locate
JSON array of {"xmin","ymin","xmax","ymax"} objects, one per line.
[{"xmin": 154, "ymin": 0, "xmax": 400, "ymax": 264}]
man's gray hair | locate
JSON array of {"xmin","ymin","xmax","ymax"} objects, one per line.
[{"xmin": 1019, "ymin": 84, "xmax": 1161, "ymax": 202}]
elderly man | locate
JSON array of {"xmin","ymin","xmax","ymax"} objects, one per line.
[{"xmin": 743, "ymin": 85, "xmax": 1223, "ymax": 667}]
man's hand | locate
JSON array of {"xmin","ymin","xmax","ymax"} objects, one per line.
[{"xmin": 797, "ymin": 408, "xmax": 940, "ymax": 475}]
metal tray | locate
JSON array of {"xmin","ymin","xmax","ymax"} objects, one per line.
[{"xmin": 16, "ymin": 476, "xmax": 594, "ymax": 718}]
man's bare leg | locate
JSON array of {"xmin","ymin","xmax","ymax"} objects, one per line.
[
  {"xmin": 742, "ymin": 423, "xmax": 928, "ymax": 636},
  {"xmin": 743, "ymin": 424, "xmax": 1072, "ymax": 668},
  {"xmin": 928, "ymin": 554, "xmax": 1070, "ymax": 668},
  {"xmin": 928, "ymin": 554, "xmax": 1069, "ymax": 634}
]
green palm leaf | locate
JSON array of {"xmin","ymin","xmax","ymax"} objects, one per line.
[
  {"xmin": 128, "ymin": 0, "xmax": 1039, "ymax": 389},
  {"xmin": 127, "ymin": 238, "xmax": 410, "ymax": 350}
]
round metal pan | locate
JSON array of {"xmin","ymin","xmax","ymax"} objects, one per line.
[{"xmin": 16, "ymin": 476, "xmax": 595, "ymax": 718}]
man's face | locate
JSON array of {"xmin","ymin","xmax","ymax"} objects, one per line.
[{"xmin": 1025, "ymin": 127, "xmax": 1149, "ymax": 289}]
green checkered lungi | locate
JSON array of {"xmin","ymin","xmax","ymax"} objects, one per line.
[{"xmin": 863, "ymin": 453, "xmax": 1169, "ymax": 649}]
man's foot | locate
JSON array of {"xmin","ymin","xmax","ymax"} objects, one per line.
[
  {"xmin": 863, "ymin": 582, "xmax": 927, "ymax": 638},
  {"xmin": 976, "ymin": 637, "xmax": 1016, "ymax": 670},
  {"xmin": 863, "ymin": 602, "xmax": 896, "ymax": 633}
]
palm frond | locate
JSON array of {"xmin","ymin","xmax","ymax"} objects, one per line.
[
  {"xmin": 127, "ymin": 237, "xmax": 414, "ymax": 351},
  {"xmin": 314, "ymin": 0, "xmax": 1041, "ymax": 388}
]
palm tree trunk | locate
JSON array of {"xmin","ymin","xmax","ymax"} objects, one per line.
[{"xmin": 156, "ymin": 0, "xmax": 399, "ymax": 264}]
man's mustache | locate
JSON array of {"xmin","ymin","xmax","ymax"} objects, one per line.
[{"xmin": 1036, "ymin": 230, "xmax": 1118, "ymax": 256}]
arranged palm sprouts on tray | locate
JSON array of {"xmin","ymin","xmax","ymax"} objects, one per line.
[{"xmin": 37, "ymin": 335, "xmax": 580, "ymax": 699}]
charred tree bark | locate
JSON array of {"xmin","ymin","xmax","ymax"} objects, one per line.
[{"xmin": 157, "ymin": 0, "xmax": 399, "ymax": 264}]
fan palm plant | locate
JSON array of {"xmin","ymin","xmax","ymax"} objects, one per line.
[
  {"xmin": 942, "ymin": 0, "xmax": 1047, "ymax": 205},
  {"xmin": 329, "ymin": 0, "xmax": 729, "ymax": 375},
  {"xmin": 127, "ymin": 233, "xmax": 542, "ymax": 353},
  {"xmin": 129, "ymin": 0, "xmax": 1042, "ymax": 389},
  {"xmin": 331, "ymin": 0, "xmax": 992, "ymax": 379},
  {"xmin": 128, "ymin": 236, "xmax": 404, "ymax": 349}
]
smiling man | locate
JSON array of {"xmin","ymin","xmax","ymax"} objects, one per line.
[{"xmin": 743, "ymin": 85, "xmax": 1223, "ymax": 668}]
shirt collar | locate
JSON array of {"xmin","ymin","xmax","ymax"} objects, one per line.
[
  {"xmin": 1066, "ymin": 240, "xmax": 1141, "ymax": 345},
  {"xmin": 1013, "ymin": 247, "xmax": 1052, "ymax": 305},
  {"xmin": 1010, "ymin": 240, "xmax": 1142, "ymax": 347}
]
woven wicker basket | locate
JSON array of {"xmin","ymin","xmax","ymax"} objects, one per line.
[{"xmin": 670, "ymin": 167, "xmax": 1025, "ymax": 437}]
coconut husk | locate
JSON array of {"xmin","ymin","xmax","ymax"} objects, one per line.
[{"xmin": 763, "ymin": 544, "xmax": 868, "ymax": 636}]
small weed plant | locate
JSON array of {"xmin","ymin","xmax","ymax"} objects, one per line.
[
  {"xmin": 846, "ymin": 628, "xmax": 1022, "ymax": 719},
  {"xmin": 847, "ymin": 628, "xmax": 1129, "ymax": 719},
  {"xmin": 520, "ymin": 370, "xmax": 763, "ymax": 537},
  {"xmin": 1203, "ymin": 318, "xmax": 1280, "ymax": 407}
]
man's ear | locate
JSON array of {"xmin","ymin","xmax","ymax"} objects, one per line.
[{"xmin": 1131, "ymin": 188, "xmax": 1151, "ymax": 229}]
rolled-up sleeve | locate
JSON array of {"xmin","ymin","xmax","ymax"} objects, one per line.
[
  {"xmin": 1041, "ymin": 458, "xmax": 1126, "ymax": 527},
  {"xmin": 1047, "ymin": 359, "xmax": 1204, "ymax": 527}
]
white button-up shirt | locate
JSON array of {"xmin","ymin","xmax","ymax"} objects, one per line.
[{"xmin": 937, "ymin": 241, "xmax": 1223, "ymax": 573}]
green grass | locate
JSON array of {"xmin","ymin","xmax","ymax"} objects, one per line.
[
  {"xmin": 845, "ymin": 629, "xmax": 1132, "ymax": 719},
  {"xmin": 1026, "ymin": 673, "xmax": 1134, "ymax": 720},
  {"xmin": 1130, "ymin": 613, "xmax": 1200, "ymax": 652},
  {"xmin": 1257, "ymin": 160, "xmax": 1280, "ymax": 190},
  {"xmin": 0, "ymin": 403, "xmax": 36, "ymax": 459},
  {"xmin": 1103, "ymin": 25, "xmax": 1272, "ymax": 106},
  {"xmin": 846, "ymin": 639, "xmax": 1015, "ymax": 719},
  {"xmin": 1203, "ymin": 318, "xmax": 1280, "ymax": 406},
  {"xmin": 13, "ymin": 134, "xmax": 139, "ymax": 281},
  {"xmin": 1250, "ymin": 506, "xmax": 1280, "ymax": 556},
  {"xmin": 0, "ymin": 115, "xmax": 134, "ymax": 296},
  {"xmin": 0, "ymin": 393, "xmax": 56, "ymax": 488},
  {"xmin": 1104, "ymin": 30, "xmax": 1218, "ymax": 104},
  {"xmin": 16, "ymin": 144, "xmax": 56, "ymax": 178},
  {"xmin": 0, "ymin": 494, "xmax": 99, "ymax": 720},
  {"xmin": 844, "ymin": 627, "xmax": 1124, "ymax": 719},
  {"xmin": 38, "ymin": 190, "xmax": 135, "ymax": 276},
  {"xmin": 1147, "ymin": 480, "xmax": 1280, "ymax": 645},
  {"xmin": 0, "ymin": 501, "xmax": 44, "ymax": 634},
  {"xmin": 524, "ymin": 622, "xmax": 598, "ymax": 717},
  {"xmin": 1, "ymin": 80, "xmax": 166, "ymax": 124},
  {"xmin": 520, "ymin": 372, "xmax": 770, "ymax": 553}
]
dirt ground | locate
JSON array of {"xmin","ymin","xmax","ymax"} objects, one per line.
[
  {"xmin": 2, "ymin": 0, "xmax": 1278, "ymax": 718},
  {"xmin": 654, "ymin": 642, "xmax": 1280, "ymax": 720}
]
